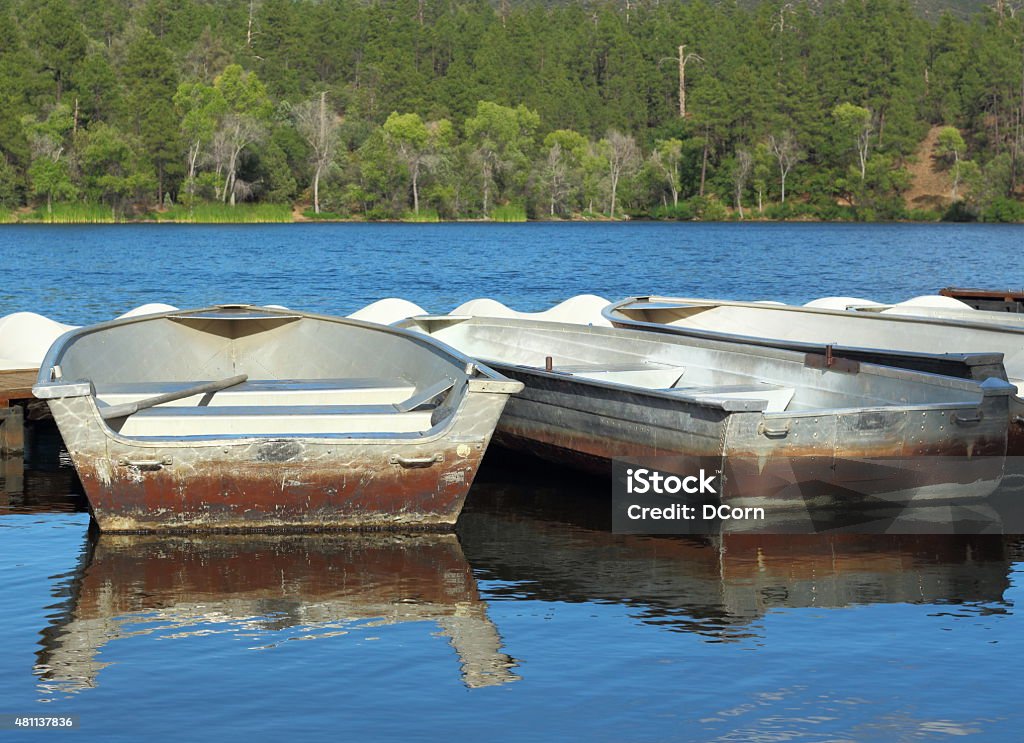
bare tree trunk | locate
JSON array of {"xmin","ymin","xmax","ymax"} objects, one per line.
[
  {"xmin": 315, "ymin": 91, "xmax": 328, "ymax": 213},
  {"xmin": 666, "ymin": 45, "xmax": 701, "ymax": 119},
  {"xmin": 769, "ymin": 132, "xmax": 801, "ymax": 205},
  {"xmin": 412, "ymin": 167, "xmax": 420, "ymax": 215},
  {"xmin": 699, "ymin": 135, "xmax": 709, "ymax": 197},
  {"xmin": 313, "ymin": 163, "xmax": 322, "ymax": 213},
  {"xmin": 995, "ymin": 103, "xmax": 1002, "ymax": 156},
  {"xmin": 247, "ymin": 0, "xmax": 256, "ymax": 47},
  {"xmin": 188, "ymin": 144, "xmax": 200, "ymax": 184},
  {"xmin": 951, "ymin": 148, "xmax": 961, "ymax": 200},
  {"xmin": 1013, "ymin": 45, "xmax": 1024, "ymax": 193},
  {"xmin": 733, "ymin": 149, "xmax": 752, "ymax": 219},
  {"xmin": 605, "ymin": 131, "xmax": 639, "ymax": 219},
  {"xmin": 224, "ymin": 146, "xmax": 241, "ymax": 204},
  {"xmin": 482, "ymin": 168, "xmax": 490, "ymax": 216},
  {"xmin": 679, "ymin": 45, "xmax": 685, "ymax": 118}
]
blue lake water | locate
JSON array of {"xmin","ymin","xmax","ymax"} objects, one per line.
[
  {"xmin": 2, "ymin": 222, "xmax": 1024, "ymax": 741},
  {"xmin": 1, "ymin": 222, "xmax": 1022, "ymax": 322}
]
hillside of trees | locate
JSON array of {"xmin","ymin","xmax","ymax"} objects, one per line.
[{"xmin": 0, "ymin": 0, "xmax": 1022, "ymax": 222}]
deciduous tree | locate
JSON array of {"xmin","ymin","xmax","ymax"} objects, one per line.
[
  {"xmin": 601, "ymin": 130, "xmax": 639, "ymax": 219},
  {"xmin": 383, "ymin": 112, "xmax": 452, "ymax": 216},
  {"xmin": 293, "ymin": 92, "xmax": 340, "ymax": 214},
  {"xmin": 464, "ymin": 101, "xmax": 539, "ymax": 216},
  {"xmin": 768, "ymin": 130, "xmax": 803, "ymax": 204},
  {"xmin": 649, "ymin": 139, "xmax": 683, "ymax": 207}
]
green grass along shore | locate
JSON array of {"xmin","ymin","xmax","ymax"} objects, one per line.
[{"xmin": 3, "ymin": 200, "xmax": 1020, "ymax": 224}]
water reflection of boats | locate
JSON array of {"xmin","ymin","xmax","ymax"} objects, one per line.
[
  {"xmin": 459, "ymin": 466, "xmax": 1017, "ymax": 639},
  {"xmin": 1, "ymin": 421, "xmax": 87, "ymax": 512},
  {"xmin": 37, "ymin": 533, "xmax": 518, "ymax": 693},
  {"xmin": 0, "ymin": 459, "xmax": 86, "ymax": 513}
]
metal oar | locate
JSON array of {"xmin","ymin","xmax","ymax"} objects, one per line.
[{"xmin": 99, "ymin": 374, "xmax": 249, "ymax": 420}]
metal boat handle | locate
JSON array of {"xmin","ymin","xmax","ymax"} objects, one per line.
[
  {"xmin": 117, "ymin": 457, "xmax": 172, "ymax": 470},
  {"xmin": 389, "ymin": 454, "xmax": 443, "ymax": 468},
  {"xmin": 757, "ymin": 421, "xmax": 791, "ymax": 438},
  {"xmin": 951, "ymin": 412, "xmax": 984, "ymax": 425}
]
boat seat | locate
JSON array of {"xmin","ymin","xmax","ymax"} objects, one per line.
[
  {"xmin": 94, "ymin": 378, "xmax": 417, "ymax": 408},
  {"xmin": 664, "ymin": 384, "xmax": 796, "ymax": 412},
  {"xmin": 116, "ymin": 404, "xmax": 434, "ymax": 437},
  {"xmin": 552, "ymin": 362, "xmax": 685, "ymax": 388}
]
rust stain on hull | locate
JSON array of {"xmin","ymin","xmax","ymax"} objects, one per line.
[
  {"xmin": 491, "ymin": 368, "xmax": 1010, "ymax": 504},
  {"xmin": 48, "ymin": 389, "xmax": 509, "ymax": 533},
  {"xmin": 75, "ymin": 446, "xmax": 484, "ymax": 532},
  {"xmin": 33, "ymin": 305, "xmax": 525, "ymax": 533}
]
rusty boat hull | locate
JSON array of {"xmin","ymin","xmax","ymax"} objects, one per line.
[
  {"xmin": 34, "ymin": 305, "xmax": 522, "ymax": 532},
  {"xmin": 403, "ymin": 316, "xmax": 1014, "ymax": 505}
]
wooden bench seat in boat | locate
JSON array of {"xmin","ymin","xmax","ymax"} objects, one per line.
[
  {"xmin": 662, "ymin": 383, "xmax": 796, "ymax": 413},
  {"xmin": 94, "ymin": 378, "xmax": 417, "ymax": 407},
  {"xmin": 116, "ymin": 404, "xmax": 435, "ymax": 437},
  {"xmin": 98, "ymin": 378, "xmax": 459, "ymax": 438}
]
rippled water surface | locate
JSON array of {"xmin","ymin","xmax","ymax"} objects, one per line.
[
  {"xmin": 2, "ymin": 223, "xmax": 1024, "ymax": 741},
  {"xmin": 1, "ymin": 222, "xmax": 1022, "ymax": 322}
]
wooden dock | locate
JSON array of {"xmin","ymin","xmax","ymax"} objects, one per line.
[
  {"xmin": 0, "ymin": 368, "xmax": 37, "ymax": 405},
  {"xmin": 1, "ymin": 368, "xmax": 37, "ymax": 458}
]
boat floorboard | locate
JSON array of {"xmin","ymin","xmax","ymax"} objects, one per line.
[{"xmin": 118, "ymin": 404, "xmax": 435, "ymax": 437}]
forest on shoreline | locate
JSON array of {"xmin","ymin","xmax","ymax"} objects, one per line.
[{"xmin": 1, "ymin": 0, "xmax": 1023, "ymax": 223}]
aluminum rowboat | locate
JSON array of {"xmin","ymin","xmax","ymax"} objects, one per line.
[
  {"xmin": 33, "ymin": 305, "xmax": 523, "ymax": 531},
  {"xmin": 402, "ymin": 315, "xmax": 1014, "ymax": 505},
  {"xmin": 605, "ymin": 295, "xmax": 1024, "ymax": 455}
]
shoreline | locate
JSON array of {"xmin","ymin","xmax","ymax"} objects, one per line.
[
  {"xmin": 3, "ymin": 203, "xmax": 1017, "ymax": 226},
  {"xmin": 0, "ymin": 217, "xmax": 1007, "ymax": 225}
]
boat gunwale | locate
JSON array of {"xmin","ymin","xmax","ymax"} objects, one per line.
[
  {"xmin": 34, "ymin": 303, "xmax": 519, "ymax": 394},
  {"xmin": 489, "ymin": 359, "xmax": 1002, "ymax": 419},
  {"xmin": 403, "ymin": 314, "xmax": 1009, "ymax": 407},
  {"xmin": 607, "ymin": 294, "xmax": 1024, "ymax": 336},
  {"xmin": 603, "ymin": 297, "xmax": 1015, "ymax": 387},
  {"xmin": 33, "ymin": 304, "xmax": 523, "ymax": 447}
]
